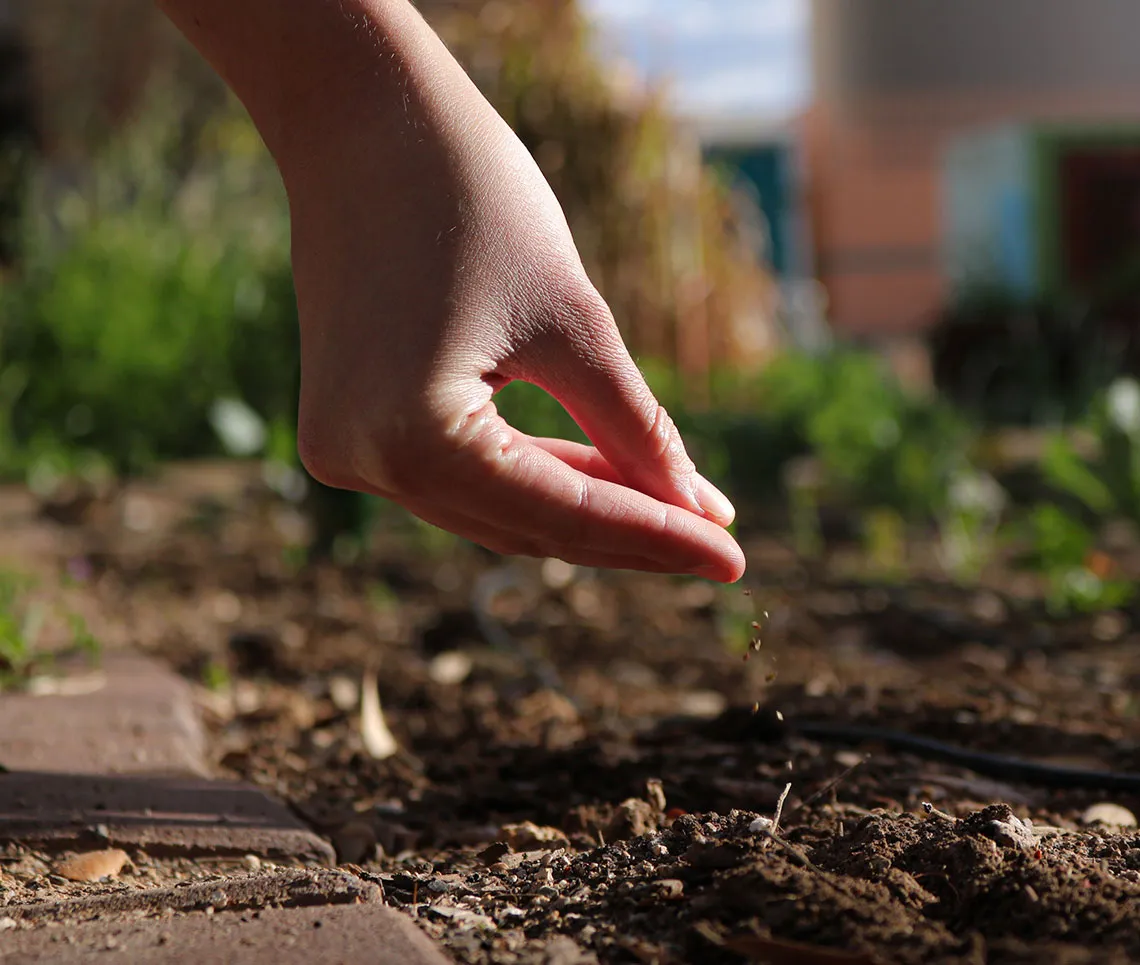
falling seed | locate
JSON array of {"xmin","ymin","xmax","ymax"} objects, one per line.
[
  {"xmin": 742, "ymin": 589, "xmax": 752, "ymax": 596},
  {"xmin": 776, "ymin": 710, "xmax": 784, "ymax": 721},
  {"xmin": 751, "ymin": 701, "xmax": 760, "ymax": 714},
  {"xmin": 742, "ymin": 653, "xmax": 750, "ymax": 662},
  {"xmin": 766, "ymin": 672, "xmax": 777, "ymax": 682},
  {"xmin": 750, "ymin": 621, "xmax": 762, "ymax": 630},
  {"xmin": 55, "ymin": 849, "xmax": 130, "ymax": 882}
]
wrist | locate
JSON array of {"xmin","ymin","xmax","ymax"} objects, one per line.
[{"xmin": 160, "ymin": 0, "xmax": 458, "ymax": 181}]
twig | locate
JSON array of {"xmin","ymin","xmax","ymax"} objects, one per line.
[
  {"xmin": 761, "ymin": 829, "xmax": 813, "ymax": 868},
  {"xmin": 771, "ymin": 782, "xmax": 792, "ymax": 837},
  {"xmin": 921, "ymin": 801, "xmax": 958, "ymax": 823}
]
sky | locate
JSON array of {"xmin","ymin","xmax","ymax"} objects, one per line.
[{"xmin": 581, "ymin": 0, "xmax": 810, "ymax": 120}]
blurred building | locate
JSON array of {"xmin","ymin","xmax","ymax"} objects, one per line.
[
  {"xmin": 695, "ymin": 113, "xmax": 829, "ymax": 353},
  {"xmin": 805, "ymin": 0, "xmax": 1140, "ymax": 336}
]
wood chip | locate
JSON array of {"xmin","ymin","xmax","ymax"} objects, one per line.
[
  {"xmin": 54, "ymin": 849, "xmax": 130, "ymax": 882},
  {"xmin": 360, "ymin": 669, "xmax": 398, "ymax": 760}
]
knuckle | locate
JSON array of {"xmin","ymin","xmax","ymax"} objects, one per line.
[{"xmin": 646, "ymin": 403, "xmax": 696, "ymax": 472}]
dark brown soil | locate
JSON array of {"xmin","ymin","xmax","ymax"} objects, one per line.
[{"xmin": 3, "ymin": 461, "xmax": 1140, "ymax": 964}]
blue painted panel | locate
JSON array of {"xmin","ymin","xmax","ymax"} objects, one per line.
[{"xmin": 704, "ymin": 144, "xmax": 792, "ymax": 277}]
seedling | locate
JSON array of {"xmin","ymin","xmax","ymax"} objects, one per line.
[{"xmin": 0, "ymin": 568, "xmax": 102, "ymax": 691}]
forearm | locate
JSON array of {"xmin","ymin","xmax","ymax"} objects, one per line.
[{"xmin": 155, "ymin": 0, "xmax": 483, "ymax": 182}]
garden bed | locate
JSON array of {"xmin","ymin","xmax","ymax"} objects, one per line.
[{"xmin": 3, "ymin": 462, "xmax": 1139, "ymax": 963}]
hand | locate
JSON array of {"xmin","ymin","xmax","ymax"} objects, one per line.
[{"xmin": 162, "ymin": 0, "xmax": 745, "ymax": 581}]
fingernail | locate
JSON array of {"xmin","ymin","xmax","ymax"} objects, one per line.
[{"xmin": 695, "ymin": 476, "xmax": 736, "ymax": 526}]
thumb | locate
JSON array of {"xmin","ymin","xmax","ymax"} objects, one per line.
[{"xmin": 519, "ymin": 297, "xmax": 736, "ymax": 527}]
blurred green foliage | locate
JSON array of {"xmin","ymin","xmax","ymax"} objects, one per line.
[
  {"xmin": 0, "ymin": 92, "xmax": 296, "ymax": 478},
  {"xmin": 0, "ymin": 567, "xmax": 101, "ymax": 690},
  {"xmin": 4, "ymin": 0, "xmax": 1140, "ymax": 616}
]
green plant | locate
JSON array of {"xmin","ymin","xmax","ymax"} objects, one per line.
[
  {"xmin": 1017, "ymin": 504, "xmax": 1133, "ymax": 615},
  {"xmin": 937, "ymin": 468, "xmax": 1007, "ymax": 582},
  {"xmin": 0, "ymin": 569, "xmax": 101, "ymax": 690},
  {"xmin": 1036, "ymin": 376, "xmax": 1140, "ymax": 525},
  {"xmin": 0, "ymin": 88, "xmax": 295, "ymax": 479}
]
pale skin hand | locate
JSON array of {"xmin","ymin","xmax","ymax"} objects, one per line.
[{"xmin": 158, "ymin": 0, "xmax": 746, "ymax": 582}]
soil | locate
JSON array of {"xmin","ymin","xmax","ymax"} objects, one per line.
[{"xmin": 3, "ymin": 460, "xmax": 1140, "ymax": 964}]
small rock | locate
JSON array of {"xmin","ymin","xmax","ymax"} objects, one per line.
[
  {"xmin": 676, "ymin": 691, "xmax": 727, "ymax": 719},
  {"xmin": 54, "ymin": 849, "xmax": 130, "ymax": 882},
  {"xmin": 1082, "ymin": 803, "xmax": 1138, "ymax": 829},
  {"xmin": 327, "ymin": 675, "xmax": 359, "ymax": 712},
  {"xmin": 981, "ymin": 816, "xmax": 1036, "ymax": 850},
  {"xmin": 426, "ymin": 905, "xmax": 496, "ymax": 931},
  {"xmin": 542, "ymin": 935, "xmax": 599, "ymax": 965},
  {"xmin": 748, "ymin": 816, "xmax": 773, "ymax": 834},
  {"xmin": 652, "ymin": 878, "xmax": 684, "ymax": 900},
  {"xmin": 645, "ymin": 779, "xmax": 667, "ymax": 813},
  {"xmin": 605, "ymin": 799, "xmax": 659, "ymax": 842},
  {"xmin": 500, "ymin": 821, "xmax": 569, "ymax": 852},
  {"xmin": 0, "ymin": 917, "xmax": 17, "ymax": 931},
  {"xmin": 428, "ymin": 651, "xmax": 473, "ymax": 686},
  {"xmin": 331, "ymin": 821, "xmax": 378, "ymax": 864},
  {"xmin": 541, "ymin": 558, "xmax": 577, "ymax": 589},
  {"xmin": 834, "ymin": 750, "xmax": 865, "ymax": 769},
  {"xmin": 242, "ymin": 854, "xmax": 262, "ymax": 872},
  {"xmin": 477, "ymin": 842, "xmax": 512, "ymax": 866}
]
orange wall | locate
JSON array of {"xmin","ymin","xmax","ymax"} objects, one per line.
[{"xmin": 802, "ymin": 89, "xmax": 1140, "ymax": 337}]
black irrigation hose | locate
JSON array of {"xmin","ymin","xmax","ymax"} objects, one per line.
[
  {"xmin": 790, "ymin": 719, "xmax": 1140, "ymax": 793},
  {"xmin": 698, "ymin": 708, "xmax": 1140, "ymax": 793}
]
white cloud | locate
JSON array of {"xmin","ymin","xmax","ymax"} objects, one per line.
[
  {"xmin": 672, "ymin": 62, "xmax": 803, "ymax": 115},
  {"xmin": 582, "ymin": 0, "xmax": 809, "ymax": 117},
  {"xmin": 669, "ymin": 1, "xmax": 806, "ymax": 41}
]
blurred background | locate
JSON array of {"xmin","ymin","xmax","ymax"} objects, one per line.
[{"xmin": 3, "ymin": 0, "xmax": 1140, "ymax": 616}]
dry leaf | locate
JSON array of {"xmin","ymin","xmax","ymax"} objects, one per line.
[
  {"xmin": 360, "ymin": 669, "xmax": 398, "ymax": 760},
  {"xmin": 55, "ymin": 849, "xmax": 130, "ymax": 882}
]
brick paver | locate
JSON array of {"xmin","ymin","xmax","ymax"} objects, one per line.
[
  {"xmin": 0, "ymin": 654, "xmax": 455, "ymax": 962},
  {"xmin": 0, "ymin": 654, "xmax": 208, "ymax": 777},
  {"xmin": 1, "ymin": 871, "xmax": 453, "ymax": 964},
  {"xmin": 0, "ymin": 771, "xmax": 335, "ymax": 864}
]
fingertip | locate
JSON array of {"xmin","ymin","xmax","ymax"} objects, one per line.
[
  {"xmin": 690, "ymin": 537, "xmax": 746, "ymax": 584},
  {"xmin": 695, "ymin": 475, "xmax": 736, "ymax": 527}
]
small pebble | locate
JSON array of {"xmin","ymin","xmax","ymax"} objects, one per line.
[
  {"xmin": 328, "ymin": 676, "xmax": 359, "ymax": 712},
  {"xmin": 500, "ymin": 822, "xmax": 569, "ymax": 851},
  {"xmin": 428, "ymin": 651, "xmax": 473, "ymax": 686},
  {"xmin": 54, "ymin": 849, "xmax": 130, "ymax": 883},
  {"xmin": 331, "ymin": 821, "xmax": 378, "ymax": 865},
  {"xmin": 1082, "ymin": 803, "xmax": 1138, "ymax": 829}
]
